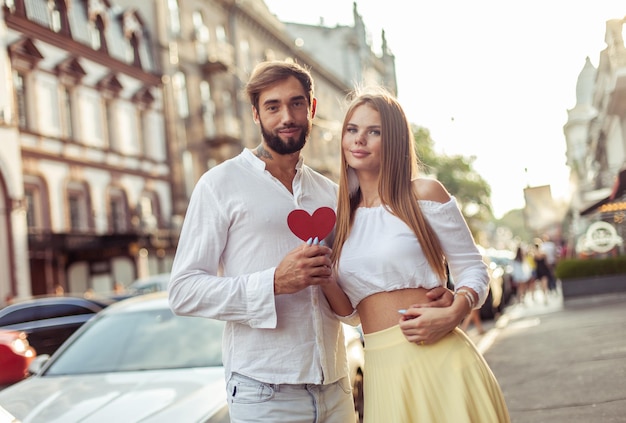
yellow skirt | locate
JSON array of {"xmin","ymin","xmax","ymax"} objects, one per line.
[{"xmin": 363, "ymin": 326, "xmax": 510, "ymax": 423}]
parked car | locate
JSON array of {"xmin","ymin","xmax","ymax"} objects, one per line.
[
  {"xmin": 119, "ymin": 274, "xmax": 366, "ymax": 420},
  {"xmin": 343, "ymin": 323, "xmax": 365, "ymax": 421},
  {"xmin": 0, "ymin": 292, "xmax": 229, "ymax": 422},
  {"xmin": 127, "ymin": 273, "xmax": 170, "ymax": 295},
  {"xmin": 0, "ymin": 329, "xmax": 36, "ymax": 388},
  {"xmin": 0, "ymin": 296, "xmax": 112, "ymax": 356}
]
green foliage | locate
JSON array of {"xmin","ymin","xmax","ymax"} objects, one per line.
[
  {"xmin": 413, "ymin": 125, "xmax": 493, "ymax": 236},
  {"xmin": 555, "ymin": 256, "xmax": 626, "ymax": 279}
]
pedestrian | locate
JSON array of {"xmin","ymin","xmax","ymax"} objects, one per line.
[
  {"xmin": 540, "ymin": 234, "xmax": 558, "ymax": 292},
  {"xmin": 511, "ymin": 245, "xmax": 532, "ymax": 304},
  {"xmin": 326, "ymin": 87, "xmax": 510, "ymax": 422},
  {"xmin": 533, "ymin": 239, "xmax": 552, "ymax": 304},
  {"xmin": 168, "ymin": 61, "xmax": 453, "ymax": 423}
]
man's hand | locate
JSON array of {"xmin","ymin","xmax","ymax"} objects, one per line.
[
  {"xmin": 409, "ymin": 286, "xmax": 454, "ymax": 308},
  {"xmin": 274, "ymin": 243, "xmax": 332, "ymax": 295}
]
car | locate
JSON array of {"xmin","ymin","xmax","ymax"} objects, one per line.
[
  {"xmin": 0, "ymin": 329, "xmax": 36, "ymax": 388},
  {"xmin": 0, "ymin": 296, "xmax": 112, "ymax": 356},
  {"xmin": 343, "ymin": 323, "xmax": 365, "ymax": 422},
  {"xmin": 472, "ymin": 248, "xmax": 516, "ymax": 320},
  {"xmin": 479, "ymin": 257, "xmax": 516, "ymax": 320},
  {"xmin": 127, "ymin": 273, "xmax": 170, "ymax": 295},
  {"xmin": 121, "ymin": 274, "xmax": 366, "ymax": 419},
  {"xmin": 0, "ymin": 292, "xmax": 229, "ymax": 422}
]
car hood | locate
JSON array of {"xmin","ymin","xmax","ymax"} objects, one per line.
[{"xmin": 0, "ymin": 367, "xmax": 227, "ymax": 423}]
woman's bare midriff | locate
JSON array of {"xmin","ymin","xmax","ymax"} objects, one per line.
[{"xmin": 357, "ymin": 287, "xmax": 434, "ymax": 334}]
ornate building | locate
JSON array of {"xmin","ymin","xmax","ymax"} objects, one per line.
[
  {"xmin": 116, "ymin": 0, "xmax": 396, "ymax": 221},
  {"xmin": 0, "ymin": 0, "xmax": 398, "ymax": 300},
  {"xmin": 280, "ymin": 2, "xmax": 397, "ymax": 96},
  {"xmin": 0, "ymin": 0, "xmax": 173, "ymax": 301},
  {"xmin": 563, "ymin": 17, "xmax": 626, "ymax": 256}
]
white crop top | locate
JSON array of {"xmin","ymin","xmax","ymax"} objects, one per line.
[{"xmin": 336, "ymin": 197, "xmax": 489, "ymax": 309}]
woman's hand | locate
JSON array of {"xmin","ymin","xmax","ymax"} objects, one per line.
[{"xmin": 421, "ymin": 286, "xmax": 454, "ymax": 308}]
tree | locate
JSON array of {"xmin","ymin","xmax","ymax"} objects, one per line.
[{"xmin": 413, "ymin": 125, "xmax": 493, "ymax": 237}]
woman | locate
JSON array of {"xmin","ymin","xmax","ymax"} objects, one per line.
[
  {"xmin": 533, "ymin": 240, "xmax": 552, "ymax": 304},
  {"xmin": 323, "ymin": 87, "xmax": 510, "ymax": 422},
  {"xmin": 511, "ymin": 245, "xmax": 532, "ymax": 304}
]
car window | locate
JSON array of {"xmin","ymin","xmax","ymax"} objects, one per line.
[
  {"xmin": 46, "ymin": 308, "xmax": 224, "ymax": 376},
  {"xmin": 36, "ymin": 304, "xmax": 99, "ymax": 320},
  {"xmin": 0, "ymin": 307, "xmax": 36, "ymax": 326}
]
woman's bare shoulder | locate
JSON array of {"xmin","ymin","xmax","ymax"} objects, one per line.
[{"xmin": 412, "ymin": 178, "xmax": 451, "ymax": 203}]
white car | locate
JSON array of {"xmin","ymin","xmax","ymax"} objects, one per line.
[
  {"xmin": 343, "ymin": 323, "xmax": 365, "ymax": 421},
  {"xmin": 0, "ymin": 292, "xmax": 229, "ymax": 423},
  {"xmin": 127, "ymin": 273, "xmax": 171, "ymax": 295},
  {"xmin": 125, "ymin": 272, "xmax": 365, "ymax": 419}
]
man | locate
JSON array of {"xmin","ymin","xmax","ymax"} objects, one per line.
[
  {"xmin": 540, "ymin": 234, "xmax": 558, "ymax": 292},
  {"xmin": 169, "ymin": 61, "xmax": 452, "ymax": 422}
]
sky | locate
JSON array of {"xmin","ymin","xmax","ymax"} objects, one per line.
[{"xmin": 264, "ymin": 0, "xmax": 626, "ymax": 218}]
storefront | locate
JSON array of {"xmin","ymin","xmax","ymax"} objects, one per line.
[{"xmin": 578, "ymin": 169, "xmax": 626, "ymax": 257}]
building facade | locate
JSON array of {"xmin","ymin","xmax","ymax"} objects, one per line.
[
  {"xmin": 116, "ymin": 0, "xmax": 397, "ymax": 218},
  {"xmin": 563, "ymin": 17, "xmax": 626, "ymax": 256},
  {"xmin": 281, "ymin": 2, "xmax": 397, "ymax": 96},
  {"xmin": 0, "ymin": 0, "xmax": 174, "ymax": 302},
  {"xmin": 0, "ymin": 0, "xmax": 398, "ymax": 301}
]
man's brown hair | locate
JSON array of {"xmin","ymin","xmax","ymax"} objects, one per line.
[{"xmin": 245, "ymin": 61, "xmax": 314, "ymax": 111}]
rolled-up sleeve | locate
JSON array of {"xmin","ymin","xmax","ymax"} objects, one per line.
[{"xmin": 168, "ymin": 175, "xmax": 278, "ymax": 328}]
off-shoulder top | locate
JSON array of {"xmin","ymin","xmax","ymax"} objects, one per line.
[{"xmin": 336, "ymin": 197, "xmax": 489, "ymax": 309}]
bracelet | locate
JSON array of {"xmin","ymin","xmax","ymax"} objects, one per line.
[{"xmin": 454, "ymin": 289, "xmax": 476, "ymax": 310}]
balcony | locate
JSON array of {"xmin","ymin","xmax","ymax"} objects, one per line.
[
  {"xmin": 202, "ymin": 114, "xmax": 241, "ymax": 147},
  {"xmin": 201, "ymin": 42, "xmax": 234, "ymax": 74}
]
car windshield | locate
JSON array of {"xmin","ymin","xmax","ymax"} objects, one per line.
[{"xmin": 45, "ymin": 308, "xmax": 224, "ymax": 376}]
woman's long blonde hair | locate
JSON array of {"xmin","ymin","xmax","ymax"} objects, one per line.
[{"xmin": 331, "ymin": 88, "xmax": 447, "ymax": 281}]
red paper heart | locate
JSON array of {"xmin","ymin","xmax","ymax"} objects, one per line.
[{"xmin": 287, "ymin": 207, "xmax": 336, "ymax": 242}]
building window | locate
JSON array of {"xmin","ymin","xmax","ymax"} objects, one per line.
[
  {"xmin": 67, "ymin": 182, "xmax": 91, "ymax": 232},
  {"xmin": 23, "ymin": 175, "xmax": 50, "ymax": 232},
  {"xmin": 239, "ymin": 40, "xmax": 251, "ymax": 73},
  {"xmin": 216, "ymin": 25, "xmax": 227, "ymax": 43},
  {"xmin": 122, "ymin": 11, "xmax": 143, "ymax": 68},
  {"xmin": 49, "ymin": 0, "xmax": 62, "ymax": 32},
  {"xmin": 108, "ymin": 188, "xmax": 129, "ymax": 233},
  {"xmin": 127, "ymin": 32, "xmax": 140, "ymax": 67},
  {"xmin": 60, "ymin": 86, "xmax": 73, "ymax": 139},
  {"xmin": 138, "ymin": 192, "xmax": 160, "ymax": 232},
  {"xmin": 13, "ymin": 71, "xmax": 28, "ymax": 129},
  {"xmin": 172, "ymin": 72, "xmax": 189, "ymax": 119},
  {"xmin": 105, "ymin": 99, "xmax": 117, "ymax": 150},
  {"xmin": 47, "ymin": 0, "xmax": 70, "ymax": 35},
  {"xmin": 193, "ymin": 10, "xmax": 210, "ymax": 61},
  {"xmin": 167, "ymin": 0, "xmax": 181, "ymax": 37},
  {"xmin": 24, "ymin": 189, "xmax": 36, "ymax": 228},
  {"xmin": 131, "ymin": 87, "xmax": 155, "ymax": 157},
  {"xmin": 222, "ymin": 91, "xmax": 236, "ymax": 134},
  {"xmin": 24, "ymin": 187, "xmax": 41, "ymax": 229},
  {"xmin": 200, "ymin": 81, "xmax": 215, "ymax": 137},
  {"xmin": 137, "ymin": 108, "xmax": 147, "ymax": 155},
  {"xmin": 89, "ymin": 15, "xmax": 108, "ymax": 52}
]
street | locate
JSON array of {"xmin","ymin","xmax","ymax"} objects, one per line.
[{"xmin": 473, "ymin": 287, "xmax": 626, "ymax": 423}]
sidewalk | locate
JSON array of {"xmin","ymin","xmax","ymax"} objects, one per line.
[{"xmin": 471, "ymin": 287, "xmax": 626, "ymax": 423}]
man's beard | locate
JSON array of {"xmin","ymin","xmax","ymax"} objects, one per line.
[{"xmin": 260, "ymin": 121, "xmax": 310, "ymax": 155}]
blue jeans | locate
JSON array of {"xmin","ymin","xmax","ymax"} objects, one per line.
[{"xmin": 226, "ymin": 373, "xmax": 355, "ymax": 423}]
